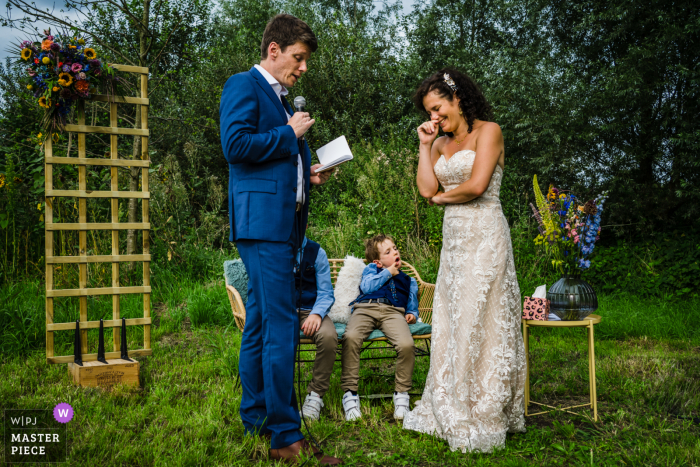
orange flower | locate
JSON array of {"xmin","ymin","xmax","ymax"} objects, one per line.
[
  {"xmin": 75, "ymin": 80, "xmax": 89, "ymax": 93},
  {"xmin": 41, "ymin": 39, "xmax": 53, "ymax": 51}
]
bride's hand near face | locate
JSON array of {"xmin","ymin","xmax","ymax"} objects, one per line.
[
  {"xmin": 417, "ymin": 119, "xmax": 440, "ymax": 146},
  {"xmin": 416, "ymin": 119, "xmax": 442, "ymax": 199}
]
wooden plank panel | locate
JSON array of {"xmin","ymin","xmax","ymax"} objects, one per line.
[
  {"xmin": 64, "ymin": 124, "xmax": 149, "ymax": 136},
  {"xmin": 46, "ymin": 222, "xmax": 150, "ymax": 231},
  {"xmin": 47, "ymin": 348, "xmax": 152, "ymax": 364},
  {"xmin": 45, "ymin": 137, "xmax": 54, "ymax": 360},
  {"xmin": 46, "ymin": 286, "xmax": 151, "ymax": 298},
  {"xmin": 46, "ymin": 157, "xmax": 150, "ymax": 168},
  {"xmin": 88, "ymin": 94, "xmax": 149, "ymax": 105},
  {"xmin": 46, "ymin": 190, "xmax": 150, "ymax": 199},
  {"xmin": 46, "ymin": 254, "xmax": 151, "ymax": 264},
  {"xmin": 47, "ymin": 317, "xmax": 151, "ymax": 331},
  {"xmin": 109, "ymin": 64, "xmax": 149, "ymax": 74}
]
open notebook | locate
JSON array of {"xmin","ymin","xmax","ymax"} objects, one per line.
[{"xmin": 314, "ymin": 135, "xmax": 354, "ymax": 173}]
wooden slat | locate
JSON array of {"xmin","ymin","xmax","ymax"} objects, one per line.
[
  {"xmin": 45, "ymin": 137, "xmax": 54, "ymax": 360},
  {"xmin": 47, "ymin": 190, "xmax": 150, "ymax": 199},
  {"xmin": 46, "ymin": 286, "xmax": 151, "ymax": 298},
  {"xmin": 47, "ymin": 348, "xmax": 152, "ymax": 364},
  {"xmin": 65, "ymin": 124, "xmax": 149, "ymax": 136},
  {"xmin": 47, "ymin": 317, "xmax": 151, "ymax": 331},
  {"xmin": 46, "ymin": 222, "xmax": 150, "ymax": 231},
  {"xmin": 46, "ymin": 254, "xmax": 151, "ymax": 264},
  {"xmin": 45, "ymin": 157, "xmax": 150, "ymax": 168},
  {"xmin": 88, "ymin": 94, "xmax": 149, "ymax": 105},
  {"xmin": 109, "ymin": 64, "xmax": 149, "ymax": 74},
  {"xmin": 141, "ymin": 72, "xmax": 151, "ymax": 352}
]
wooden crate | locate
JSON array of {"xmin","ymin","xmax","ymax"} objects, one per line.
[
  {"xmin": 68, "ymin": 359, "xmax": 140, "ymax": 388},
  {"xmin": 45, "ymin": 64, "xmax": 152, "ymax": 366}
]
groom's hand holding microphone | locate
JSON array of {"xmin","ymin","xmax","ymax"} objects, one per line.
[{"xmin": 288, "ymin": 97, "xmax": 333, "ymax": 186}]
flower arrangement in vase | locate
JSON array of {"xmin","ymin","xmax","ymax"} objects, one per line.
[
  {"xmin": 15, "ymin": 28, "xmax": 120, "ymax": 135},
  {"xmin": 531, "ymin": 175, "xmax": 608, "ymax": 320}
]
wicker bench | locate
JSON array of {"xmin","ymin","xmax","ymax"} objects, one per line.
[{"xmin": 225, "ymin": 259, "xmax": 435, "ymax": 361}]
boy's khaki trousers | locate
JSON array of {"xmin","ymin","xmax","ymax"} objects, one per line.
[
  {"xmin": 341, "ymin": 302, "xmax": 415, "ymax": 393},
  {"xmin": 298, "ymin": 309, "xmax": 338, "ymax": 397}
]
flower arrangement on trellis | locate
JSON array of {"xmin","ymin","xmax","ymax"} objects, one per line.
[
  {"xmin": 531, "ymin": 175, "xmax": 608, "ymax": 274},
  {"xmin": 16, "ymin": 28, "xmax": 120, "ymax": 133}
]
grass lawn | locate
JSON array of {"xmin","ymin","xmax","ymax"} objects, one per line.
[{"xmin": 1, "ymin": 279, "xmax": 700, "ymax": 466}]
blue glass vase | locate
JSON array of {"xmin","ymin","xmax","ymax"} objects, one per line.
[{"xmin": 547, "ymin": 274, "xmax": 598, "ymax": 320}]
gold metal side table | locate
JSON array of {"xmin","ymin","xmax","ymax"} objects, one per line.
[{"xmin": 522, "ymin": 314, "xmax": 601, "ymax": 421}]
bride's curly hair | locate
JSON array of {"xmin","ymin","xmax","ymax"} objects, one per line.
[{"xmin": 413, "ymin": 67, "xmax": 493, "ymax": 134}]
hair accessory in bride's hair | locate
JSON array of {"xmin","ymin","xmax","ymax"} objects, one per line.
[{"xmin": 443, "ymin": 73, "xmax": 458, "ymax": 92}]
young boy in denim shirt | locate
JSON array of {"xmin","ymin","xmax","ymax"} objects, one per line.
[{"xmin": 341, "ymin": 234, "xmax": 418, "ymax": 421}]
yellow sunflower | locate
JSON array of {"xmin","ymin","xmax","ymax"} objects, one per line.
[
  {"xmin": 58, "ymin": 72, "xmax": 73, "ymax": 87},
  {"xmin": 21, "ymin": 48, "xmax": 32, "ymax": 60},
  {"xmin": 83, "ymin": 48, "xmax": 97, "ymax": 59},
  {"xmin": 38, "ymin": 96, "xmax": 51, "ymax": 109}
]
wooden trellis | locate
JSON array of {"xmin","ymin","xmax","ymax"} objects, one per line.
[{"xmin": 45, "ymin": 64, "xmax": 152, "ymax": 364}]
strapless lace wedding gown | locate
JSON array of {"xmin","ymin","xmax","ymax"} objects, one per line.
[{"xmin": 403, "ymin": 149, "xmax": 526, "ymax": 453}]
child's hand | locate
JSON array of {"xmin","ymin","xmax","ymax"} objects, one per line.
[
  {"xmin": 301, "ymin": 314, "xmax": 322, "ymax": 337},
  {"xmin": 405, "ymin": 314, "xmax": 416, "ymax": 324},
  {"xmin": 387, "ymin": 262, "xmax": 400, "ymax": 276}
]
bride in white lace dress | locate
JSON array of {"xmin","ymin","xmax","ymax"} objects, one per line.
[{"xmin": 402, "ymin": 68, "xmax": 526, "ymax": 453}]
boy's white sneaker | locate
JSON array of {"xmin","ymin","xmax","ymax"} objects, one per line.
[
  {"xmin": 393, "ymin": 392, "xmax": 410, "ymax": 420},
  {"xmin": 300, "ymin": 391, "xmax": 323, "ymax": 421},
  {"xmin": 342, "ymin": 391, "xmax": 362, "ymax": 421}
]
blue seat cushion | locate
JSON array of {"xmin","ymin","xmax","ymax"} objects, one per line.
[{"xmin": 301, "ymin": 321, "xmax": 432, "ymax": 339}]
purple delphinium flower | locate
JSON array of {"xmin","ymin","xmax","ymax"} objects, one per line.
[{"xmin": 71, "ymin": 63, "xmax": 82, "ymax": 73}]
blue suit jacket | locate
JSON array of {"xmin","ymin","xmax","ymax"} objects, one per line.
[{"xmin": 220, "ymin": 66, "xmax": 311, "ymax": 242}]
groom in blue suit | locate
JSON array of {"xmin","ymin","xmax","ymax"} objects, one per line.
[{"xmin": 219, "ymin": 14, "xmax": 340, "ymax": 465}]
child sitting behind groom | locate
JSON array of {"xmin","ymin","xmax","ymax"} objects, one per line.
[
  {"xmin": 341, "ymin": 234, "xmax": 418, "ymax": 421},
  {"xmin": 296, "ymin": 236, "xmax": 337, "ymax": 421}
]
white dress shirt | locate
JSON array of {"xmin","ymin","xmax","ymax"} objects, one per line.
[{"xmin": 254, "ymin": 64, "xmax": 304, "ymax": 204}]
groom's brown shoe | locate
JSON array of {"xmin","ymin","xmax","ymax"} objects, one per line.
[{"xmin": 269, "ymin": 439, "xmax": 342, "ymax": 465}]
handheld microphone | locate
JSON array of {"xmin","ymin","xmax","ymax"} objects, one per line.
[
  {"xmin": 293, "ymin": 95, "xmax": 306, "ymax": 112},
  {"xmin": 293, "ymin": 96, "xmax": 307, "ymax": 142}
]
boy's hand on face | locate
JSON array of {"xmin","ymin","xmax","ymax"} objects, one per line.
[
  {"xmin": 301, "ymin": 314, "xmax": 322, "ymax": 337},
  {"xmin": 405, "ymin": 314, "xmax": 416, "ymax": 324},
  {"xmin": 387, "ymin": 262, "xmax": 400, "ymax": 276}
]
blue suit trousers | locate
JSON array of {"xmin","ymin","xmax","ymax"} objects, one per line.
[{"xmin": 236, "ymin": 218, "xmax": 303, "ymax": 449}]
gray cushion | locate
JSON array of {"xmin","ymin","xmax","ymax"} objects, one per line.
[
  {"xmin": 224, "ymin": 259, "xmax": 249, "ymax": 304},
  {"xmin": 301, "ymin": 321, "xmax": 432, "ymax": 339}
]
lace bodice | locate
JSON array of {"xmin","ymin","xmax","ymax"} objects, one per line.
[{"xmin": 433, "ymin": 149, "xmax": 503, "ymax": 200}]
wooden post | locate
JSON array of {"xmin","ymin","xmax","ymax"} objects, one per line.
[
  {"xmin": 45, "ymin": 137, "xmax": 54, "ymax": 360},
  {"xmin": 110, "ymin": 101, "xmax": 120, "ymax": 352},
  {"xmin": 140, "ymin": 73, "xmax": 151, "ymax": 351},
  {"xmin": 77, "ymin": 100, "xmax": 88, "ymax": 354}
]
